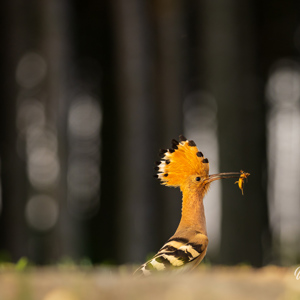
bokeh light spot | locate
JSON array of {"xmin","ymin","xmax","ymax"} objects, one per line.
[
  {"xmin": 26, "ymin": 127, "xmax": 59, "ymax": 188},
  {"xmin": 28, "ymin": 146, "xmax": 60, "ymax": 188},
  {"xmin": 25, "ymin": 195, "xmax": 59, "ymax": 231},
  {"xmin": 16, "ymin": 52, "xmax": 47, "ymax": 89},
  {"xmin": 68, "ymin": 158, "xmax": 100, "ymax": 199},
  {"xmin": 266, "ymin": 60, "xmax": 300, "ymax": 106},
  {"xmin": 17, "ymin": 99, "xmax": 45, "ymax": 131},
  {"xmin": 68, "ymin": 96, "xmax": 102, "ymax": 139}
]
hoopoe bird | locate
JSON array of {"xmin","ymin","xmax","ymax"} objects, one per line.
[{"xmin": 134, "ymin": 135, "xmax": 249, "ymax": 277}]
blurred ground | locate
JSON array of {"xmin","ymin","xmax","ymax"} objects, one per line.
[{"xmin": 0, "ymin": 265, "xmax": 300, "ymax": 300}]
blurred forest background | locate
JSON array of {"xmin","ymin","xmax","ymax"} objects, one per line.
[{"xmin": 0, "ymin": 0, "xmax": 299, "ymax": 268}]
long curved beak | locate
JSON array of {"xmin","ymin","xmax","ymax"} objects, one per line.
[{"xmin": 205, "ymin": 172, "xmax": 242, "ymax": 183}]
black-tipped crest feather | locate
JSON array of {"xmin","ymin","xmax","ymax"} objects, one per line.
[
  {"xmin": 179, "ymin": 135, "xmax": 187, "ymax": 142},
  {"xmin": 188, "ymin": 140, "xmax": 196, "ymax": 147}
]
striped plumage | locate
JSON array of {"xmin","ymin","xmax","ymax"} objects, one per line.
[
  {"xmin": 135, "ymin": 235, "xmax": 208, "ymax": 276},
  {"xmin": 134, "ymin": 135, "xmax": 249, "ymax": 277}
]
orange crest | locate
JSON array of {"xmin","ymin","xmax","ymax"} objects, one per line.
[{"xmin": 155, "ymin": 135, "xmax": 209, "ymax": 187}]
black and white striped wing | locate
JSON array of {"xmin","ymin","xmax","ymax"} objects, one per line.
[{"xmin": 134, "ymin": 237, "xmax": 205, "ymax": 277}]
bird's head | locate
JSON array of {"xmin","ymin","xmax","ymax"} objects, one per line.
[{"xmin": 155, "ymin": 135, "xmax": 247, "ymax": 196}]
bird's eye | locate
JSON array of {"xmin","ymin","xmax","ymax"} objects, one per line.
[{"xmin": 195, "ymin": 177, "xmax": 201, "ymax": 181}]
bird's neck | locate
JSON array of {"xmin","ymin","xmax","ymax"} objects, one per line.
[{"xmin": 177, "ymin": 187, "xmax": 207, "ymax": 236}]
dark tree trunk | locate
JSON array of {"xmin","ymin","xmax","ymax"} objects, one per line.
[
  {"xmin": 151, "ymin": 0, "xmax": 185, "ymax": 246},
  {"xmin": 113, "ymin": 0, "xmax": 157, "ymax": 263},
  {"xmin": 200, "ymin": 0, "xmax": 269, "ymax": 266}
]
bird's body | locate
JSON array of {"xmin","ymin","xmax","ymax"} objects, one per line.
[{"xmin": 134, "ymin": 135, "xmax": 249, "ymax": 277}]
